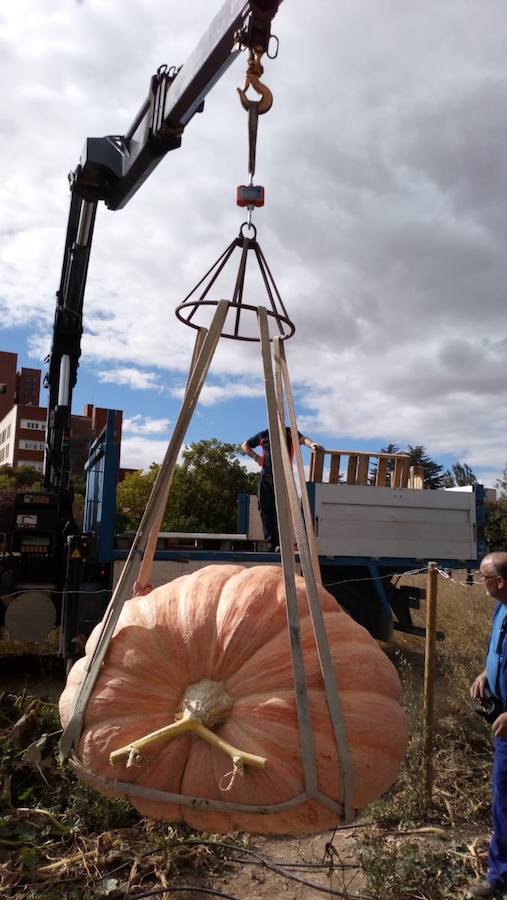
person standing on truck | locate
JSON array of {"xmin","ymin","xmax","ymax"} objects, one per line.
[
  {"xmin": 468, "ymin": 552, "xmax": 507, "ymax": 899},
  {"xmin": 241, "ymin": 427, "xmax": 322, "ymax": 552}
]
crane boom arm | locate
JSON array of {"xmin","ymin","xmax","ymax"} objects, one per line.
[{"xmin": 43, "ymin": 0, "xmax": 281, "ymax": 494}]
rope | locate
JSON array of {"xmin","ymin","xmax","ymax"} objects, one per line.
[{"xmin": 0, "ymin": 566, "xmax": 483, "ymax": 604}]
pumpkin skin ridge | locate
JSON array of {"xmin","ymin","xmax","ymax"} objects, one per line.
[
  {"xmin": 226, "ymin": 611, "xmax": 401, "ymax": 703},
  {"xmin": 181, "ymin": 727, "xmax": 306, "ymax": 828},
  {"xmin": 181, "ymin": 717, "xmax": 344, "ymax": 835},
  {"xmin": 210, "ymin": 566, "xmax": 339, "ymax": 682},
  {"xmin": 87, "ymin": 656, "xmax": 183, "ymax": 700},
  {"xmin": 101, "ymin": 592, "xmax": 186, "ymax": 683},
  {"xmin": 78, "ymin": 715, "xmax": 176, "ymax": 779},
  {"xmin": 222, "ymin": 690, "xmax": 407, "ymax": 780},
  {"xmin": 146, "ymin": 585, "xmax": 211, "ymax": 684},
  {"xmin": 211, "ymin": 567, "xmax": 288, "ymax": 678},
  {"xmin": 171, "ymin": 565, "xmax": 247, "ymax": 683},
  {"xmin": 79, "ymin": 666, "xmax": 182, "ymax": 727},
  {"xmin": 61, "ymin": 565, "xmax": 407, "ymax": 835},
  {"xmin": 219, "ymin": 690, "xmax": 407, "ymax": 811}
]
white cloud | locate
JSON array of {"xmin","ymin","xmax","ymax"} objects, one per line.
[
  {"xmin": 170, "ymin": 380, "xmax": 265, "ymax": 407},
  {"xmin": 123, "ymin": 415, "xmax": 171, "ymax": 435},
  {"xmin": 2, "ymin": 0, "xmax": 507, "ymax": 476},
  {"xmin": 120, "ymin": 436, "xmax": 170, "ymax": 471},
  {"xmin": 97, "ymin": 368, "xmax": 162, "ymax": 391}
]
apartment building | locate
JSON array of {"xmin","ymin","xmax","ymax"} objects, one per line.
[{"xmin": 0, "ymin": 352, "xmax": 122, "ymax": 475}]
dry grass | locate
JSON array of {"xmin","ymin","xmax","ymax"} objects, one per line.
[
  {"xmin": 357, "ymin": 570, "xmax": 497, "ymax": 898},
  {"xmin": 0, "ymin": 570, "xmax": 500, "ymax": 899}
]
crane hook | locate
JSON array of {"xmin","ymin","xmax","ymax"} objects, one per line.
[{"xmin": 237, "ymin": 46, "xmax": 273, "ymax": 114}]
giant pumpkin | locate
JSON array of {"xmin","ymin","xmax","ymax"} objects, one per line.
[{"xmin": 59, "ymin": 564, "xmax": 407, "ymax": 834}]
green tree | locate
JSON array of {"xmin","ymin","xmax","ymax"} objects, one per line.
[
  {"xmin": 496, "ymin": 464, "xmax": 507, "ymax": 499},
  {"xmin": 485, "ymin": 499, "xmax": 507, "ymax": 551},
  {"xmin": 406, "ymin": 445, "xmax": 444, "ymax": 490},
  {"xmin": 370, "ymin": 444, "xmax": 444, "ymax": 489},
  {"xmin": 116, "ymin": 440, "xmax": 258, "ymax": 533},
  {"xmin": 369, "ymin": 443, "xmax": 399, "ymax": 486},
  {"xmin": 484, "ymin": 464, "xmax": 507, "ymax": 551},
  {"xmin": 116, "ymin": 463, "xmax": 159, "ymax": 531},
  {"xmin": 441, "ymin": 462, "xmax": 477, "ymax": 488},
  {"xmin": 0, "ymin": 464, "xmax": 41, "ymax": 491}
]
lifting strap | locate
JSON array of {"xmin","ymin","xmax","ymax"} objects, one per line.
[{"xmin": 60, "ymin": 302, "xmax": 354, "ymax": 822}]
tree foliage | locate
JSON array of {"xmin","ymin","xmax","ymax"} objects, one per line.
[
  {"xmin": 371, "ymin": 444, "xmax": 444, "ymax": 489},
  {"xmin": 116, "ymin": 439, "xmax": 258, "ymax": 533},
  {"xmin": 495, "ymin": 464, "xmax": 507, "ymax": 500},
  {"xmin": 0, "ymin": 465, "xmax": 41, "ymax": 491},
  {"xmin": 485, "ymin": 499, "xmax": 507, "ymax": 552},
  {"xmin": 405, "ymin": 445, "xmax": 444, "ymax": 490},
  {"xmin": 482, "ymin": 465, "xmax": 507, "ymax": 551},
  {"xmin": 441, "ymin": 462, "xmax": 477, "ymax": 488}
]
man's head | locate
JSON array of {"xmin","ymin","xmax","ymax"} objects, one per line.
[{"xmin": 478, "ymin": 552, "xmax": 507, "ymax": 602}]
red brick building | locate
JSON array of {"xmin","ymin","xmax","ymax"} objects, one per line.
[{"xmin": 0, "ymin": 352, "xmax": 122, "ymax": 476}]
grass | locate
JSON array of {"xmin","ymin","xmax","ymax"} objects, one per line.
[
  {"xmin": 357, "ymin": 570, "xmax": 497, "ymax": 898},
  {"xmin": 0, "ymin": 570, "xmax": 500, "ymax": 898},
  {"xmin": 0, "ymin": 690, "xmax": 240, "ymax": 898}
]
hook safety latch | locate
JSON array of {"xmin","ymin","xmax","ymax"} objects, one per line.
[{"xmin": 237, "ymin": 46, "xmax": 273, "ymax": 114}]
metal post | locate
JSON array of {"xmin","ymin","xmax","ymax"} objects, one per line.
[{"xmin": 423, "ymin": 561, "xmax": 438, "ymax": 812}]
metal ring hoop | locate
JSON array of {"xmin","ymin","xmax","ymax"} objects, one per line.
[
  {"xmin": 175, "ymin": 299, "xmax": 295, "ymax": 342},
  {"xmin": 240, "ymin": 221, "xmax": 257, "ymax": 240}
]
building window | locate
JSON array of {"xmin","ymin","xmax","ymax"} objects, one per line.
[
  {"xmin": 19, "ymin": 460, "xmax": 43, "ymax": 472},
  {"xmin": 18, "ymin": 440, "xmax": 44, "ymax": 451},
  {"xmin": 21, "ymin": 420, "xmax": 45, "ymax": 431}
]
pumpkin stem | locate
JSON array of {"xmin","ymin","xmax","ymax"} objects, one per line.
[{"xmin": 109, "ymin": 712, "xmax": 267, "ymax": 773}]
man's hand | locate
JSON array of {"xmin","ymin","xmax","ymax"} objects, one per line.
[
  {"xmin": 311, "ymin": 442, "xmax": 324, "ymax": 451},
  {"xmin": 493, "ymin": 712, "xmax": 507, "ymax": 739},
  {"xmin": 133, "ymin": 580, "xmax": 154, "ymax": 597},
  {"xmin": 470, "ymin": 671, "xmax": 488, "ymax": 699}
]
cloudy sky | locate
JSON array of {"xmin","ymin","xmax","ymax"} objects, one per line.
[{"xmin": 2, "ymin": 1, "xmax": 507, "ymax": 485}]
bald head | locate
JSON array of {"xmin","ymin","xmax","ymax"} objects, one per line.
[{"xmin": 481, "ymin": 553, "xmax": 507, "ymax": 580}]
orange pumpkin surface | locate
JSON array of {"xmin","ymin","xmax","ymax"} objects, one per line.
[{"xmin": 59, "ymin": 564, "xmax": 407, "ymax": 834}]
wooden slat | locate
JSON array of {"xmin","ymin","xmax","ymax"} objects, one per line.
[
  {"xmin": 310, "ymin": 448, "xmax": 325, "ymax": 483},
  {"xmin": 329, "ymin": 454, "xmax": 341, "ymax": 484},
  {"xmin": 399, "ymin": 457, "xmax": 410, "ymax": 488},
  {"xmin": 376, "ymin": 457, "xmax": 388, "ymax": 487},
  {"xmin": 346, "ymin": 455, "xmax": 358, "ymax": 485},
  {"xmin": 411, "ymin": 465, "xmax": 425, "ymax": 490},
  {"xmin": 393, "ymin": 457, "xmax": 411, "ymax": 488},
  {"xmin": 357, "ymin": 455, "xmax": 370, "ymax": 485}
]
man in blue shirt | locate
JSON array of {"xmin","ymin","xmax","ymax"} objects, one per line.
[
  {"xmin": 241, "ymin": 427, "xmax": 322, "ymax": 552},
  {"xmin": 469, "ymin": 552, "xmax": 507, "ymax": 899}
]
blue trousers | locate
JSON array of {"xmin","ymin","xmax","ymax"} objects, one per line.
[
  {"xmin": 258, "ymin": 472, "xmax": 278, "ymax": 549},
  {"xmin": 488, "ymin": 737, "xmax": 507, "ymax": 887}
]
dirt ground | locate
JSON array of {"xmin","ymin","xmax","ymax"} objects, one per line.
[
  {"xmin": 0, "ymin": 587, "xmax": 491, "ymax": 899},
  {"xmin": 165, "ymin": 828, "xmax": 368, "ymax": 899},
  {"xmin": 0, "ymin": 655, "xmax": 367, "ymax": 898}
]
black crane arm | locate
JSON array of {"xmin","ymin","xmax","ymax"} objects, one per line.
[
  {"xmin": 77, "ymin": 0, "xmax": 281, "ymax": 210},
  {"xmin": 43, "ymin": 0, "xmax": 281, "ymax": 495}
]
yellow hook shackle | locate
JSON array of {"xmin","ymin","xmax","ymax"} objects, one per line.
[{"xmin": 237, "ymin": 46, "xmax": 273, "ymax": 114}]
